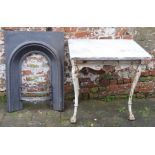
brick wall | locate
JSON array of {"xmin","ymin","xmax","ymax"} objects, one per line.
[
  {"xmin": 21, "ymin": 54, "xmax": 51, "ymax": 97},
  {"xmin": 0, "ymin": 27, "xmax": 155, "ymax": 100}
]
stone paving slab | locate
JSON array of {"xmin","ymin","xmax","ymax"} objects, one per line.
[{"xmin": 0, "ymin": 99, "xmax": 155, "ymax": 127}]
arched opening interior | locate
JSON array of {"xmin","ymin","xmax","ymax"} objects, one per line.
[{"xmin": 20, "ymin": 53, "xmax": 52, "ymax": 103}]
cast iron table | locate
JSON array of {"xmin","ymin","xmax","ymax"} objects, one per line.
[{"xmin": 68, "ymin": 39, "xmax": 152, "ymax": 123}]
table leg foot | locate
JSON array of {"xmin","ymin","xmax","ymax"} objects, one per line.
[
  {"xmin": 128, "ymin": 114, "xmax": 135, "ymax": 121},
  {"xmin": 70, "ymin": 116, "xmax": 77, "ymax": 123}
]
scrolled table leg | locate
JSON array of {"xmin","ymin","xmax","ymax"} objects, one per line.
[
  {"xmin": 70, "ymin": 60, "xmax": 79, "ymax": 123},
  {"xmin": 128, "ymin": 64, "xmax": 142, "ymax": 121}
]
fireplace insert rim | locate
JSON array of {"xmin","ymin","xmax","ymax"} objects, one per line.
[
  {"xmin": 6, "ymin": 40, "xmax": 64, "ymax": 112},
  {"xmin": 8, "ymin": 41, "xmax": 60, "ymax": 63}
]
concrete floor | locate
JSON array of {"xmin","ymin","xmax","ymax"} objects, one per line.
[{"xmin": 0, "ymin": 98, "xmax": 155, "ymax": 127}]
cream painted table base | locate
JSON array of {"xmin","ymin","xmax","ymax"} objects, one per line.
[
  {"xmin": 68, "ymin": 39, "xmax": 152, "ymax": 123},
  {"xmin": 70, "ymin": 60, "xmax": 142, "ymax": 123}
]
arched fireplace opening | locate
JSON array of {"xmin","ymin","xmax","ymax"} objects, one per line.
[
  {"xmin": 5, "ymin": 31, "xmax": 64, "ymax": 112},
  {"xmin": 21, "ymin": 53, "xmax": 51, "ymax": 104}
]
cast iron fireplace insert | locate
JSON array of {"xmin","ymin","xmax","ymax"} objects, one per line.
[{"xmin": 5, "ymin": 31, "xmax": 64, "ymax": 112}]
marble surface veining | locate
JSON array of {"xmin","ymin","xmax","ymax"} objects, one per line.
[{"xmin": 68, "ymin": 39, "xmax": 152, "ymax": 60}]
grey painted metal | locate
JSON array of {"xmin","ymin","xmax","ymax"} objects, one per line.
[{"xmin": 5, "ymin": 31, "xmax": 64, "ymax": 112}]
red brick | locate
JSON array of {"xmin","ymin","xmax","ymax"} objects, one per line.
[
  {"xmin": 75, "ymin": 31, "xmax": 90, "ymax": 38},
  {"xmin": 118, "ymin": 83, "xmax": 131, "ymax": 89},
  {"xmin": 122, "ymin": 35, "xmax": 133, "ymax": 39},
  {"xmin": 64, "ymin": 85, "xmax": 73, "ymax": 93},
  {"xmin": 0, "ymin": 32, "xmax": 4, "ymax": 40},
  {"xmin": 115, "ymin": 28, "xmax": 128, "ymax": 38},
  {"xmin": 107, "ymin": 84, "xmax": 119, "ymax": 91},
  {"xmin": 149, "ymin": 70, "xmax": 155, "ymax": 76},
  {"xmin": 141, "ymin": 59, "xmax": 152, "ymax": 65},
  {"xmin": 103, "ymin": 65, "xmax": 115, "ymax": 72},
  {"xmin": 116, "ymin": 84, "xmax": 131, "ymax": 94},
  {"xmin": 117, "ymin": 79, "xmax": 123, "ymax": 84},
  {"xmin": 80, "ymin": 88, "xmax": 89, "ymax": 93},
  {"xmin": 115, "ymin": 28, "xmax": 134, "ymax": 40},
  {"xmin": 151, "ymin": 58, "xmax": 155, "ymax": 62},
  {"xmin": 136, "ymin": 82, "xmax": 154, "ymax": 93},
  {"xmin": 21, "ymin": 70, "xmax": 32, "ymax": 75},
  {"xmin": 136, "ymin": 87, "xmax": 153, "ymax": 93},
  {"xmin": 141, "ymin": 70, "xmax": 150, "ymax": 76},
  {"xmin": 99, "ymin": 36, "xmax": 112, "ymax": 39},
  {"xmin": 80, "ymin": 82, "xmax": 94, "ymax": 88},
  {"xmin": 38, "ymin": 87, "xmax": 45, "ymax": 91},
  {"xmin": 123, "ymin": 78, "xmax": 131, "ymax": 84},
  {"xmin": 36, "ymin": 71, "xmax": 44, "ymax": 74},
  {"xmin": 86, "ymin": 82, "xmax": 98, "ymax": 88},
  {"xmin": 64, "ymin": 27, "xmax": 77, "ymax": 32},
  {"xmin": 110, "ymin": 79, "xmax": 117, "ymax": 85},
  {"xmin": 42, "ymin": 74, "xmax": 49, "ymax": 81},
  {"xmin": 149, "ymin": 51, "xmax": 155, "ymax": 55},
  {"xmin": 95, "ymin": 69, "xmax": 105, "ymax": 74},
  {"xmin": 117, "ymin": 89, "xmax": 129, "ymax": 95},
  {"xmin": 37, "ymin": 82, "xmax": 48, "ymax": 86},
  {"xmin": 100, "ymin": 79, "xmax": 110, "ymax": 86},
  {"xmin": 53, "ymin": 27, "xmax": 64, "ymax": 32},
  {"xmin": 2, "ymin": 27, "xmax": 19, "ymax": 31},
  {"xmin": 115, "ymin": 36, "xmax": 121, "ymax": 39},
  {"xmin": 79, "ymin": 78, "xmax": 91, "ymax": 82},
  {"xmin": 27, "ymin": 88, "xmax": 37, "ymax": 92}
]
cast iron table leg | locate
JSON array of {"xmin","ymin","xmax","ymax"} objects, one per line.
[
  {"xmin": 70, "ymin": 60, "xmax": 79, "ymax": 123},
  {"xmin": 128, "ymin": 64, "xmax": 142, "ymax": 120}
]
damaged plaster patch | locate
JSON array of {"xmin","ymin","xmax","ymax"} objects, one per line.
[
  {"xmin": 91, "ymin": 27, "xmax": 116, "ymax": 39},
  {"xmin": 0, "ymin": 64, "xmax": 5, "ymax": 71},
  {"xmin": 0, "ymin": 64, "xmax": 6, "ymax": 91},
  {"xmin": 101, "ymin": 27, "xmax": 116, "ymax": 38},
  {"xmin": 0, "ymin": 41, "xmax": 3, "ymax": 45}
]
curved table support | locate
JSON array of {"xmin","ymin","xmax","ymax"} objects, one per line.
[
  {"xmin": 128, "ymin": 64, "xmax": 142, "ymax": 121},
  {"xmin": 70, "ymin": 60, "xmax": 142, "ymax": 123},
  {"xmin": 70, "ymin": 60, "xmax": 80, "ymax": 123}
]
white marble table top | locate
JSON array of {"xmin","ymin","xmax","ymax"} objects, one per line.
[{"xmin": 68, "ymin": 39, "xmax": 152, "ymax": 60}]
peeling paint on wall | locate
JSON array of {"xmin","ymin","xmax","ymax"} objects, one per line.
[{"xmin": 0, "ymin": 27, "xmax": 155, "ymax": 99}]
